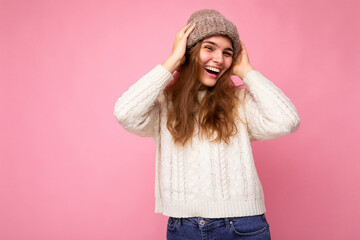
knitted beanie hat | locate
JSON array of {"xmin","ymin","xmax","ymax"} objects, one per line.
[{"xmin": 186, "ymin": 9, "xmax": 241, "ymax": 58}]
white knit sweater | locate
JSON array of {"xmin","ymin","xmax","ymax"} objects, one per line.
[{"xmin": 113, "ymin": 64, "xmax": 300, "ymax": 218}]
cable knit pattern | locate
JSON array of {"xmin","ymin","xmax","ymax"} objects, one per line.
[{"xmin": 114, "ymin": 64, "xmax": 300, "ymax": 218}]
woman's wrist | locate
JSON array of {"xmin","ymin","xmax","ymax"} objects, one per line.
[
  {"xmin": 237, "ymin": 65, "xmax": 254, "ymax": 79},
  {"xmin": 162, "ymin": 56, "xmax": 182, "ymax": 74}
]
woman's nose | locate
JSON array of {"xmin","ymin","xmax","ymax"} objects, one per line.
[{"xmin": 212, "ymin": 51, "xmax": 223, "ymax": 64}]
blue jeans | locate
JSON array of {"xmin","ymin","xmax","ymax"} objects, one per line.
[{"xmin": 167, "ymin": 214, "xmax": 271, "ymax": 240}]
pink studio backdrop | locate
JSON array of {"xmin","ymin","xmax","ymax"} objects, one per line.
[{"xmin": 1, "ymin": 0, "xmax": 359, "ymax": 239}]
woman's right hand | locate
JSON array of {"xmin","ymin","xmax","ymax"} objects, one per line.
[{"xmin": 162, "ymin": 23, "xmax": 196, "ymax": 74}]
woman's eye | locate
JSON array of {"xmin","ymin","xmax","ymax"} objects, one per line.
[
  {"xmin": 205, "ymin": 46, "xmax": 213, "ymax": 50},
  {"xmin": 224, "ymin": 52, "xmax": 232, "ymax": 56}
]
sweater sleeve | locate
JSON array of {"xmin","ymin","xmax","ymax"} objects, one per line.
[
  {"xmin": 113, "ymin": 64, "xmax": 173, "ymax": 138},
  {"xmin": 241, "ymin": 70, "xmax": 301, "ymax": 141}
]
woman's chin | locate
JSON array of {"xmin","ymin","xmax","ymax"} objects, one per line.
[
  {"xmin": 200, "ymin": 77, "xmax": 217, "ymax": 88},
  {"xmin": 199, "ymin": 71, "xmax": 222, "ymax": 89}
]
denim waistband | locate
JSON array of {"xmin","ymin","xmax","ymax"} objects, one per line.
[
  {"xmin": 170, "ymin": 216, "xmax": 233, "ymax": 230},
  {"xmin": 169, "ymin": 214, "xmax": 265, "ymax": 231}
]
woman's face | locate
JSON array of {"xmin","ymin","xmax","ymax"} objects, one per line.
[{"xmin": 198, "ymin": 35, "xmax": 234, "ymax": 89}]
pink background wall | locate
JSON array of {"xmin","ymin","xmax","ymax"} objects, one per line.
[{"xmin": 1, "ymin": 0, "xmax": 359, "ymax": 239}]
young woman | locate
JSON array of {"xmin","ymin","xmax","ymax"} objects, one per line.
[{"xmin": 114, "ymin": 9, "xmax": 300, "ymax": 240}]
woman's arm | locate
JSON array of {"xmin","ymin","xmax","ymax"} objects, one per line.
[
  {"xmin": 242, "ymin": 70, "xmax": 301, "ymax": 141},
  {"xmin": 113, "ymin": 65, "xmax": 173, "ymax": 137},
  {"xmin": 113, "ymin": 23, "xmax": 196, "ymax": 137},
  {"xmin": 233, "ymin": 40, "xmax": 300, "ymax": 141}
]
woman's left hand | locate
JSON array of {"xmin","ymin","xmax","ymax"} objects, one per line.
[{"xmin": 232, "ymin": 40, "xmax": 254, "ymax": 79}]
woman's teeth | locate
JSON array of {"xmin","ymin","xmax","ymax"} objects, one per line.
[
  {"xmin": 205, "ymin": 69, "xmax": 219, "ymax": 78},
  {"xmin": 205, "ymin": 67, "xmax": 220, "ymax": 78},
  {"xmin": 205, "ymin": 67, "xmax": 220, "ymax": 74}
]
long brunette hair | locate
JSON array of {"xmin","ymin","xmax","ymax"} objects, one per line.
[{"xmin": 164, "ymin": 36, "xmax": 245, "ymax": 146}]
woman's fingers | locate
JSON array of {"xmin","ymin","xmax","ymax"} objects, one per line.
[
  {"xmin": 177, "ymin": 23, "xmax": 195, "ymax": 36},
  {"xmin": 184, "ymin": 23, "xmax": 196, "ymax": 36},
  {"xmin": 182, "ymin": 23, "xmax": 192, "ymax": 31},
  {"xmin": 168, "ymin": 23, "xmax": 197, "ymax": 70},
  {"xmin": 240, "ymin": 40, "xmax": 247, "ymax": 54},
  {"xmin": 177, "ymin": 23, "xmax": 190, "ymax": 36}
]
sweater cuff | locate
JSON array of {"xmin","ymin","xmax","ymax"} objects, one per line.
[
  {"xmin": 155, "ymin": 64, "xmax": 174, "ymax": 81},
  {"xmin": 242, "ymin": 70, "xmax": 262, "ymax": 87}
]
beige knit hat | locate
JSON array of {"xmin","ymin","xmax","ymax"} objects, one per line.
[{"xmin": 186, "ymin": 9, "xmax": 241, "ymax": 58}]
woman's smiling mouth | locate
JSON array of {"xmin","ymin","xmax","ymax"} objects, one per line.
[{"xmin": 204, "ymin": 66, "xmax": 221, "ymax": 78}]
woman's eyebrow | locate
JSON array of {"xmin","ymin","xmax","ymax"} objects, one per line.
[{"xmin": 203, "ymin": 40, "xmax": 234, "ymax": 52}]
